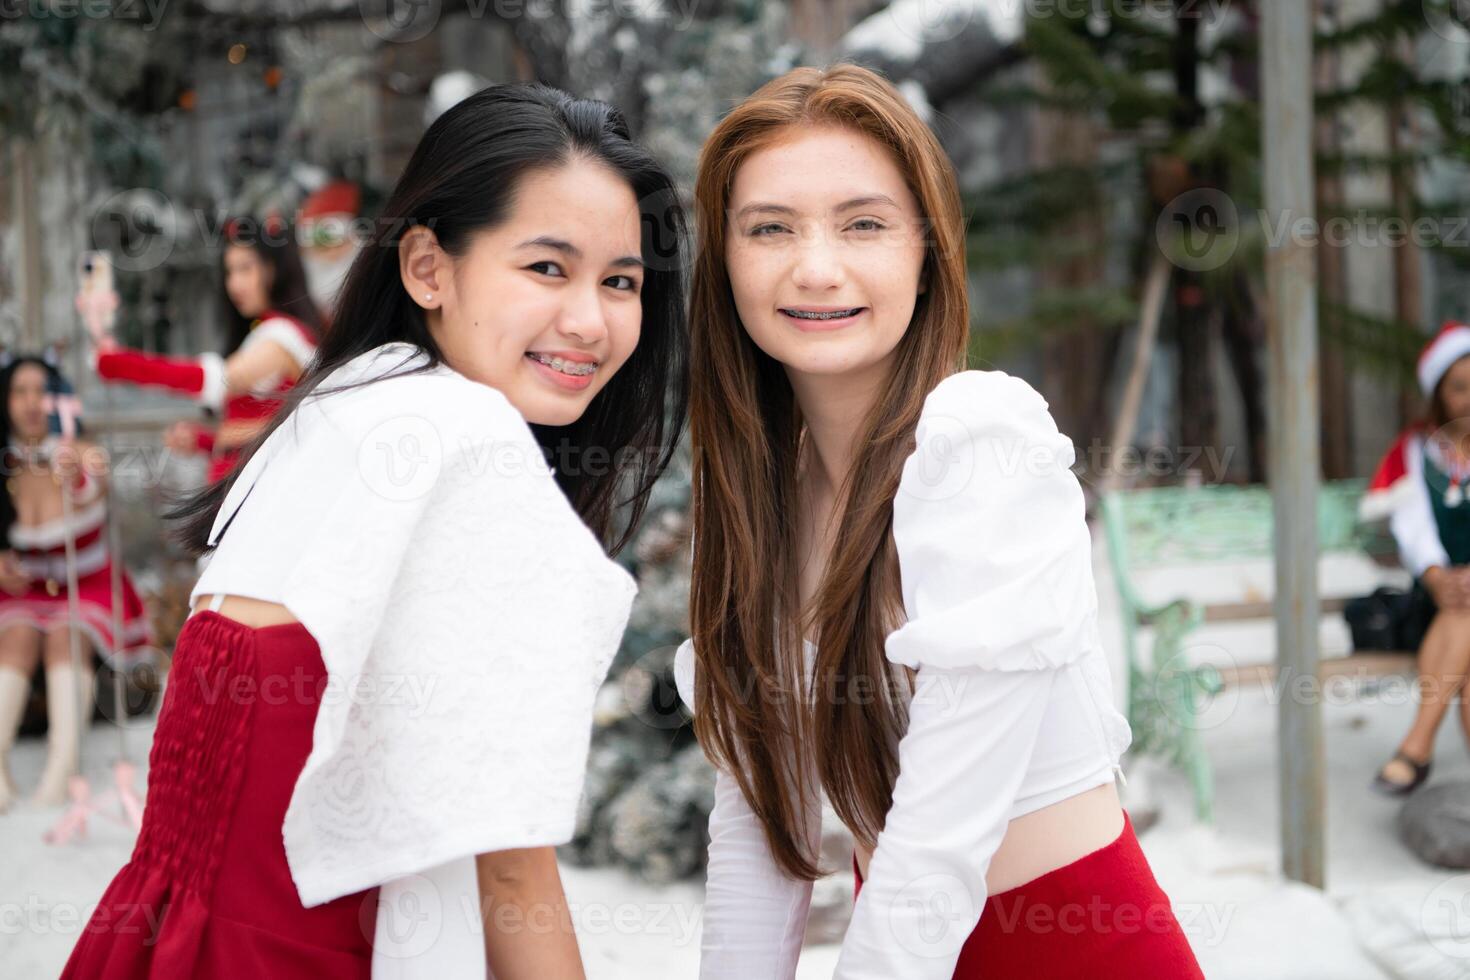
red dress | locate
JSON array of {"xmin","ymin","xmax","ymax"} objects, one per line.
[
  {"xmin": 0, "ymin": 482, "xmax": 154, "ymax": 669},
  {"xmin": 854, "ymin": 811, "xmax": 1203, "ymax": 979},
  {"xmin": 61, "ymin": 611, "xmax": 377, "ymax": 978}
]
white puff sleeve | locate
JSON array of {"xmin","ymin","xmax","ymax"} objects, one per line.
[
  {"xmin": 1390, "ymin": 443, "xmax": 1450, "ymax": 578},
  {"xmin": 675, "ymin": 639, "xmax": 819, "ymax": 980},
  {"xmin": 247, "ymin": 316, "xmax": 318, "ymax": 371},
  {"xmin": 833, "ymin": 371, "xmax": 1104, "ymax": 979}
]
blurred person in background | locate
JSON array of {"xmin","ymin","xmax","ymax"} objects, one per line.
[
  {"xmin": 1365, "ymin": 320, "xmax": 1470, "ymax": 795},
  {"xmin": 0, "ymin": 355, "xmax": 153, "ymax": 811},
  {"xmin": 298, "ymin": 179, "xmax": 363, "ymax": 326},
  {"xmin": 92, "ymin": 216, "xmax": 322, "ymax": 484}
]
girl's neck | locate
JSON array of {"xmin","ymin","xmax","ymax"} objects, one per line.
[{"xmin": 787, "ymin": 358, "xmax": 890, "ymax": 496}]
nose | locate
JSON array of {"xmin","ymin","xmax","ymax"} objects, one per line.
[
  {"xmin": 790, "ymin": 236, "xmax": 847, "ymax": 293},
  {"xmin": 557, "ymin": 283, "xmax": 610, "ymax": 346}
]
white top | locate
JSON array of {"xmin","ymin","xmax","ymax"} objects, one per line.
[
  {"xmin": 672, "ymin": 370, "xmax": 1132, "ymax": 980},
  {"xmin": 191, "ymin": 341, "xmax": 638, "ymax": 977},
  {"xmin": 1388, "ymin": 431, "xmax": 1452, "ymax": 577}
]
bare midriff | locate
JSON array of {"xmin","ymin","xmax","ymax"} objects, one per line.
[
  {"xmin": 853, "ymin": 780, "xmax": 1123, "ymax": 892},
  {"xmin": 190, "ymin": 594, "xmax": 301, "ymax": 628}
]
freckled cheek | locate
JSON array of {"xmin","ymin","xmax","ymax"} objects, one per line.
[
  {"xmin": 851, "ymin": 246, "xmax": 924, "ymax": 306},
  {"xmin": 728, "ymin": 251, "xmax": 789, "ymax": 313}
]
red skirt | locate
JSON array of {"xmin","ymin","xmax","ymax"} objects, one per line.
[
  {"xmin": 61, "ymin": 610, "xmax": 377, "ymax": 979},
  {"xmin": 854, "ymin": 811, "xmax": 1203, "ymax": 978},
  {"xmin": 0, "ymin": 558, "xmax": 154, "ymax": 669}
]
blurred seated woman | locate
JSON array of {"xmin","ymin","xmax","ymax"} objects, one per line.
[
  {"xmin": 0, "ymin": 355, "xmax": 154, "ymax": 810},
  {"xmin": 1366, "ymin": 321, "xmax": 1470, "ymax": 795}
]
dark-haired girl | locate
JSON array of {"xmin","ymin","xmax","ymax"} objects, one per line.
[
  {"xmin": 62, "ymin": 82, "xmax": 687, "ymax": 980},
  {"xmin": 0, "ymin": 356, "xmax": 152, "ymax": 811},
  {"xmin": 92, "ymin": 217, "xmax": 322, "ymax": 483},
  {"xmin": 1366, "ymin": 320, "xmax": 1470, "ymax": 796},
  {"xmin": 676, "ymin": 65, "xmax": 1200, "ymax": 979}
]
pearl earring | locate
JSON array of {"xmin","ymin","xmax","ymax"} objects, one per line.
[{"xmin": 424, "ymin": 293, "xmax": 432, "ymax": 301}]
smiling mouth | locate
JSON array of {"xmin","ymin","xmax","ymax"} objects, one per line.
[
  {"xmin": 781, "ymin": 308, "xmax": 865, "ymax": 321},
  {"xmin": 525, "ymin": 352, "xmax": 599, "ymax": 377}
]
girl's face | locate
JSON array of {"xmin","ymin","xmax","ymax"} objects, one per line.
[
  {"xmin": 724, "ymin": 124, "xmax": 928, "ymax": 385},
  {"xmin": 224, "ymin": 244, "xmax": 272, "ymax": 319},
  {"xmin": 8, "ymin": 364, "xmax": 49, "ymax": 443},
  {"xmin": 1441, "ymin": 356, "xmax": 1470, "ymax": 424},
  {"xmin": 420, "ymin": 158, "xmax": 644, "ymax": 428}
]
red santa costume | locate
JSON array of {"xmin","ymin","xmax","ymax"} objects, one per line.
[
  {"xmin": 0, "ymin": 440, "xmax": 155, "ymax": 668},
  {"xmin": 92, "ymin": 313, "xmax": 318, "ymax": 483},
  {"xmin": 1362, "ymin": 321, "xmax": 1470, "ymax": 580}
]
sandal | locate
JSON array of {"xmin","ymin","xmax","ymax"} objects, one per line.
[{"xmin": 1372, "ymin": 750, "xmax": 1432, "ymax": 796}]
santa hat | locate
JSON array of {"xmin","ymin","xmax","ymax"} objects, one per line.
[
  {"xmin": 299, "ymin": 181, "xmax": 360, "ymax": 223},
  {"xmin": 1417, "ymin": 320, "xmax": 1470, "ymax": 397}
]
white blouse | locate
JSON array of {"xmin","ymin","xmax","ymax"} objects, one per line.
[
  {"xmin": 673, "ymin": 370, "xmax": 1132, "ymax": 980},
  {"xmin": 190, "ymin": 341, "xmax": 638, "ymax": 977},
  {"xmin": 1387, "ymin": 431, "xmax": 1451, "ymax": 577}
]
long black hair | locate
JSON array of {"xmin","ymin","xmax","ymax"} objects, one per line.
[
  {"xmin": 170, "ymin": 82, "xmax": 689, "ymax": 557},
  {"xmin": 0, "ymin": 355, "xmax": 83, "ymax": 551},
  {"xmin": 219, "ymin": 216, "xmax": 324, "ymax": 353}
]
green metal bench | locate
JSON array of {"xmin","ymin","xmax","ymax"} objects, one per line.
[{"xmin": 1099, "ymin": 478, "xmax": 1379, "ymax": 824}]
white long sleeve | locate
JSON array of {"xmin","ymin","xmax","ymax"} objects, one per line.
[
  {"xmin": 833, "ymin": 665, "xmax": 1056, "ymax": 977},
  {"xmin": 676, "ymin": 370, "xmax": 1130, "ymax": 979},
  {"xmin": 674, "ymin": 639, "xmax": 820, "ymax": 980},
  {"xmin": 1390, "ymin": 443, "xmax": 1450, "ymax": 577},
  {"xmin": 836, "ymin": 369, "xmax": 1120, "ymax": 978}
]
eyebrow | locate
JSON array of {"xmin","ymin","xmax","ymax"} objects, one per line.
[
  {"xmin": 517, "ymin": 236, "xmax": 644, "ymax": 269},
  {"xmin": 734, "ymin": 195, "xmax": 902, "ymax": 220}
]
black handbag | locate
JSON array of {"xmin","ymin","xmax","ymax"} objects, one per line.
[{"xmin": 1345, "ymin": 585, "xmax": 1435, "ymax": 653}]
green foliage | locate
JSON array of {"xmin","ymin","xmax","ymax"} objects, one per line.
[{"xmin": 966, "ymin": 0, "xmax": 1468, "ymax": 373}]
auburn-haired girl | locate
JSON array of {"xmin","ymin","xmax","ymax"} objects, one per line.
[{"xmin": 675, "ymin": 63, "xmax": 1203, "ymax": 979}]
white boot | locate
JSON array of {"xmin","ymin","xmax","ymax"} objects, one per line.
[
  {"xmin": 31, "ymin": 661, "xmax": 93, "ymax": 807},
  {"xmin": 0, "ymin": 667, "xmax": 29, "ymax": 813}
]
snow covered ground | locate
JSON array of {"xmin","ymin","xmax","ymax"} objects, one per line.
[{"xmin": 4, "ymin": 533, "xmax": 1468, "ymax": 978}]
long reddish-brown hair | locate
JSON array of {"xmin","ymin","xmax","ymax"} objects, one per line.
[{"xmin": 688, "ymin": 64, "xmax": 970, "ymax": 880}]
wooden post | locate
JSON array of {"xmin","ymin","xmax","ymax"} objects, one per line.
[
  {"xmin": 12, "ymin": 140, "xmax": 44, "ymax": 350},
  {"xmin": 1262, "ymin": 0, "xmax": 1324, "ymax": 888}
]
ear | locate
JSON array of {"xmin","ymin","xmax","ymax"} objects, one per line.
[{"xmin": 399, "ymin": 225, "xmax": 447, "ymax": 310}]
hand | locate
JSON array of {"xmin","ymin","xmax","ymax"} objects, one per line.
[
  {"xmin": 74, "ymin": 286, "xmax": 120, "ymax": 352},
  {"xmin": 164, "ymin": 421, "xmax": 203, "ymax": 455},
  {"xmin": 49, "ymin": 439, "xmax": 85, "ymax": 487},
  {"xmin": 0, "ymin": 553, "xmax": 30, "ymax": 597},
  {"xmin": 1425, "ymin": 566, "xmax": 1470, "ymax": 609}
]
